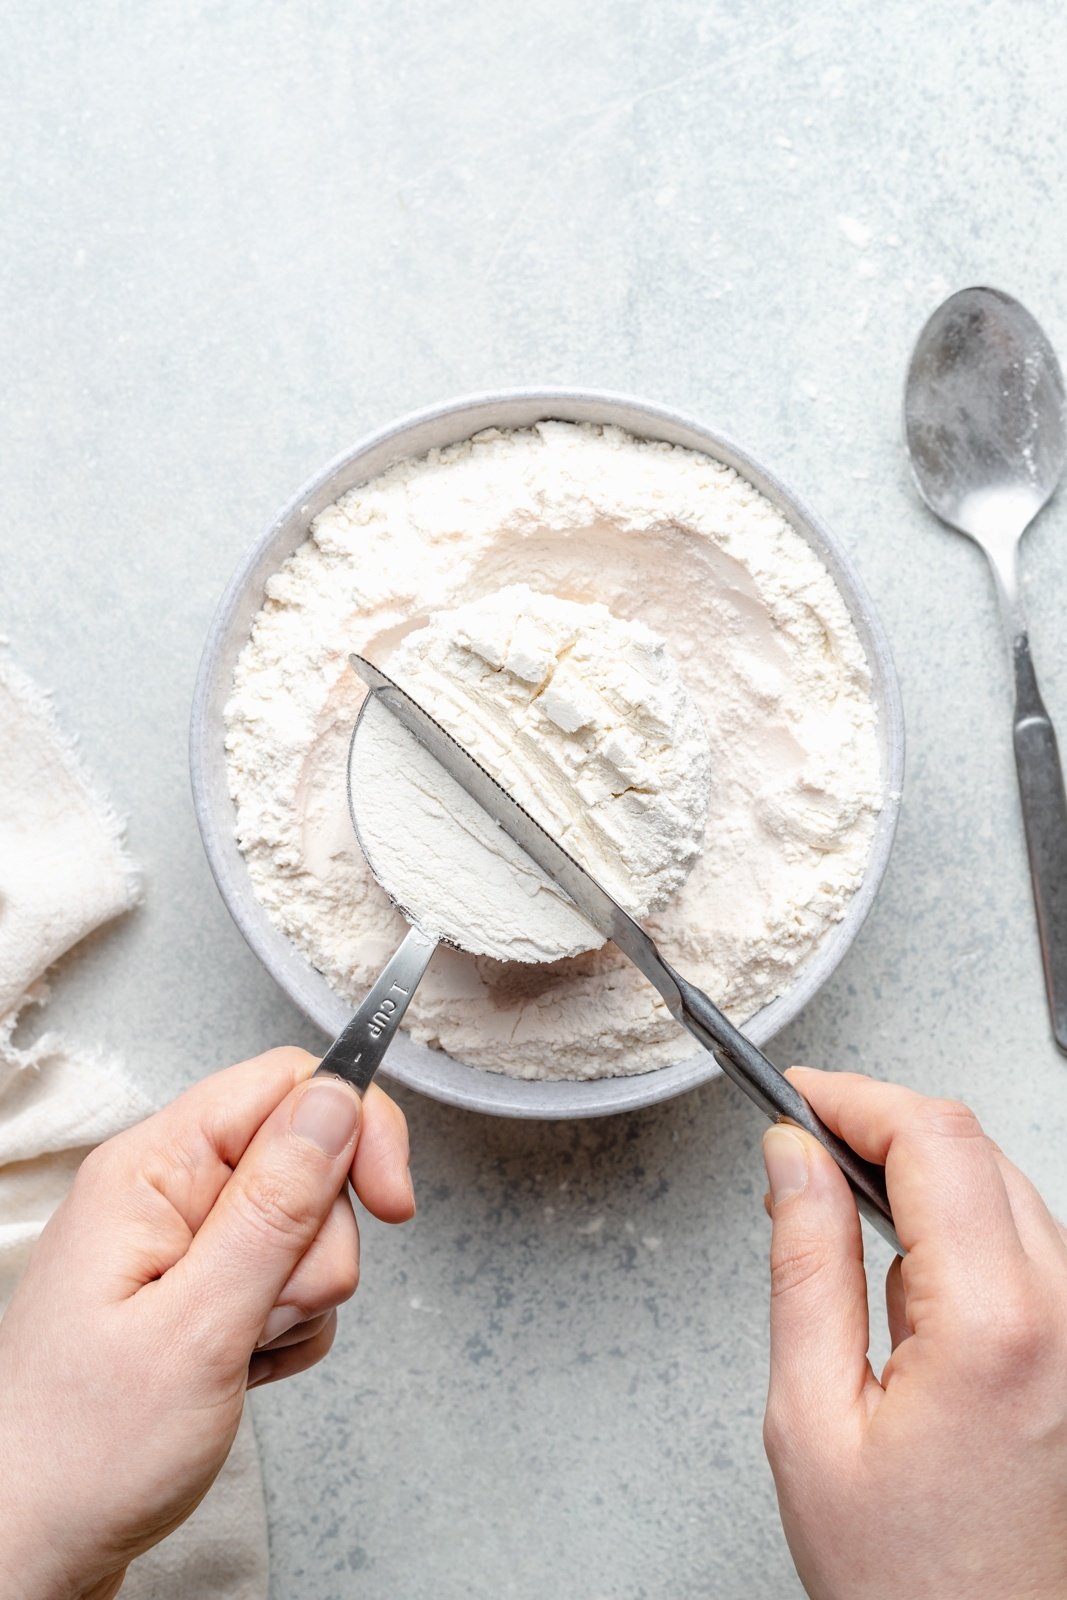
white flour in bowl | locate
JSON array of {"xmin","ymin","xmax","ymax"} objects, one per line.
[{"xmin": 224, "ymin": 422, "xmax": 882, "ymax": 1081}]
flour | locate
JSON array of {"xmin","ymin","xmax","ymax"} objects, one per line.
[
  {"xmin": 224, "ymin": 421, "xmax": 883, "ymax": 1081},
  {"xmin": 348, "ymin": 585, "xmax": 712, "ymax": 962}
]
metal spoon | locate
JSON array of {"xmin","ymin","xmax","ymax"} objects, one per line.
[{"xmin": 904, "ymin": 286, "xmax": 1067, "ymax": 1052}]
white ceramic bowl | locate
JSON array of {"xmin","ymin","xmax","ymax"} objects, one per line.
[{"xmin": 190, "ymin": 390, "xmax": 904, "ymax": 1119}]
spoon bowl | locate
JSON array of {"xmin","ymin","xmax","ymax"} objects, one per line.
[{"xmin": 905, "ymin": 286, "xmax": 1066, "ymax": 547}]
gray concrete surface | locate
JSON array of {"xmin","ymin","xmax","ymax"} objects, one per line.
[{"xmin": 4, "ymin": 2, "xmax": 1067, "ymax": 1595}]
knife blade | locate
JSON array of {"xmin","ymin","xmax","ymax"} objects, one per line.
[{"xmin": 349, "ymin": 652, "xmax": 901, "ymax": 1253}]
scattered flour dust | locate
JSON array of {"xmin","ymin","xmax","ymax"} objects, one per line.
[{"xmin": 224, "ymin": 422, "xmax": 883, "ymax": 1081}]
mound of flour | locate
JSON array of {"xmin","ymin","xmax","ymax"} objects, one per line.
[
  {"xmin": 224, "ymin": 422, "xmax": 882, "ymax": 1081},
  {"xmin": 348, "ymin": 584, "xmax": 712, "ymax": 962}
]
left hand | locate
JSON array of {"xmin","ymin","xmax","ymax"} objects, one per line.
[{"xmin": 0, "ymin": 1046, "xmax": 414, "ymax": 1600}]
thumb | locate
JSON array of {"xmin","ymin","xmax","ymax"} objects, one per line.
[
  {"xmin": 762, "ymin": 1124, "xmax": 875, "ymax": 1457},
  {"xmin": 173, "ymin": 1074, "xmax": 362, "ymax": 1351}
]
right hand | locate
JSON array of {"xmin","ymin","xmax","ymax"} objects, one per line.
[{"xmin": 761, "ymin": 1067, "xmax": 1067, "ymax": 1600}]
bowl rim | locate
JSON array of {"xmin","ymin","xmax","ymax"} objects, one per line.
[{"xmin": 190, "ymin": 386, "xmax": 904, "ymax": 1119}]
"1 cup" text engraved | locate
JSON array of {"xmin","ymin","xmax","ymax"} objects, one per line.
[{"xmin": 366, "ymin": 980, "xmax": 412, "ymax": 1038}]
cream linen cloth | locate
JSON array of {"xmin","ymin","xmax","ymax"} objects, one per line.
[{"xmin": 0, "ymin": 657, "xmax": 269, "ymax": 1599}]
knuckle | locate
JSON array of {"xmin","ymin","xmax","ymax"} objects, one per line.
[
  {"xmin": 981, "ymin": 1300, "xmax": 1049, "ymax": 1373},
  {"xmin": 919, "ymin": 1098, "xmax": 983, "ymax": 1142},
  {"xmin": 257, "ymin": 1045, "xmax": 317, "ymax": 1077},
  {"xmin": 305, "ymin": 1251, "xmax": 360, "ymax": 1311},
  {"xmin": 328, "ymin": 1252, "xmax": 360, "ymax": 1305},
  {"xmin": 762, "ymin": 1401, "xmax": 805, "ymax": 1470},
  {"xmin": 142, "ymin": 1134, "xmax": 205, "ymax": 1195},
  {"xmin": 232, "ymin": 1172, "xmax": 317, "ymax": 1251},
  {"xmin": 769, "ymin": 1236, "xmax": 831, "ymax": 1300},
  {"xmin": 72, "ymin": 1140, "xmax": 116, "ymax": 1194}
]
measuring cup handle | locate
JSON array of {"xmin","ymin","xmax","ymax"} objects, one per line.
[{"xmin": 317, "ymin": 926, "xmax": 438, "ymax": 1093}]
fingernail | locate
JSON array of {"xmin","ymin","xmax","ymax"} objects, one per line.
[
  {"xmin": 763, "ymin": 1126, "xmax": 809, "ymax": 1205},
  {"xmin": 404, "ymin": 1171, "xmax": 417, "ymax": 1217},
  {"xmin": 247, "ymin": 1358, "xmax": 274, "ymax": 1389},
  {"xmin": 290, "ymin": 1078, "xmax": 361, "ymax": 1157},
  {"xmin": 256, "ymin": 1305, "xmax": 303, "ymax": 1349}
]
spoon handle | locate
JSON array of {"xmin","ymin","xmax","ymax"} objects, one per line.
[{"xmin": 1012, "ymin": 634, "xmax": 1067, "ymax": 1055}]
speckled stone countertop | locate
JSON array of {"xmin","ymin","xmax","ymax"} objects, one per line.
[{"xmin": 4, "ymin": 3, "xmax": 1067, "ymax": 1595}]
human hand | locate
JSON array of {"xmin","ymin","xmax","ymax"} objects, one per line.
[
  {"xmin": 761, "ymin": 1068, "xmax": 1067, "ymax": 1599},
  {"xmin": 0, "ymin": 1047, "xmax": 414, "ymax": 1600}
]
